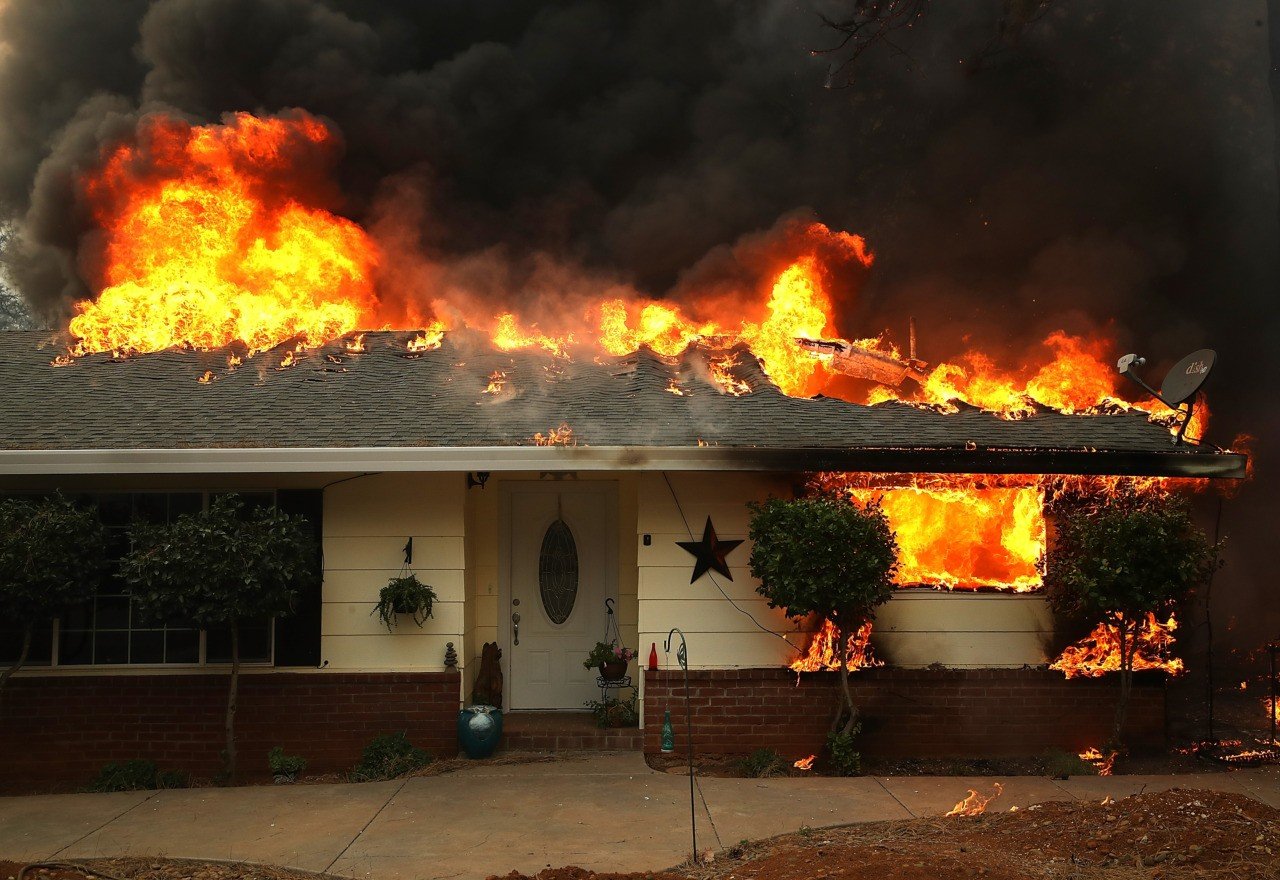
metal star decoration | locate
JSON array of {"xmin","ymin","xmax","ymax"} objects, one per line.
[{"xmin": 676, "ymin": 517, "xmax": 743, "ymax": 583}]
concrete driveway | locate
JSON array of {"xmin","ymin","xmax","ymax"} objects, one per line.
[{"xmin": 1, "ymin": 754, "xmax": 1276, "ymax": 879}]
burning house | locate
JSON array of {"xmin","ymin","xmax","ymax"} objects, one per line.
[
  {"xmin": 0, "ymin": 316, "xmax": 1247, "ymax": 783},
  {"xmin": 0, "ymin": 2, "xmax": 1270, "ymax": 785}
]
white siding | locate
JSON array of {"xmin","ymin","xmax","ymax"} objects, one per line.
[
  {"xmin": 321, "ymin": 473, "xmax": 466, "ymax": 672},
  {"xmin": 636, "ymin": 471, "xmax": 808, "ymax": 669}
]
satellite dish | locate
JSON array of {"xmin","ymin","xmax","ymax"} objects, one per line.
[
  {"xmin": 1116, "ymin": 348, "xmax": 1216, "ymax": 445},
  {"xmin": 1159, "ymin": 349, "xmax": 1215, "ymax": 405}
]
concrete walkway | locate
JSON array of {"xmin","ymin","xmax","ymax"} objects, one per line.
[{"xmin": 1, "ymin": 754, "xmax": 1276, "ymax": 879}]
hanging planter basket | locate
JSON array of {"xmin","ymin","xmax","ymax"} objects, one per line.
[{"xmin": 599, "ymin": 659, "xmax": 629, "ymax": 681}]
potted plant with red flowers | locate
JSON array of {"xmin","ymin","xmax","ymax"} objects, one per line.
[{"xmin": 584, "ymin": 641, "xmax": 637, "ymax": 681}]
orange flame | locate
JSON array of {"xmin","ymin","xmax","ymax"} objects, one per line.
[
  {"xmin": 794, "ymin": 755, "xmax": 816, "ymax": 771},
  {"xmin": 945, "ymin": 782, "xmax": 1004, "ymax": 817},
  {"xmin": 50, "ymin": 353, "xmax": 74, "ymax": 367},
  {"xmin": 1050, "ymin": 612, "xmax": 1184, "ymax": 679},
  {"xmin": 405, "ymin": 324, "xmax": 445, "ymax": 355},
  {"xmin": 69, "ymin": 112, "xmax": 378, "ymax": 356},
  {"xmin": 484, "ymin": 370, "xmax": 507, "ymax": 395},
  {"xmin": 1079, "ymin": 747, "xmax": 1118, "ymax": 776},
  {"xmin": 790, "ymin": 620, "xmax": 881, "ymax": 673},
  {"xmin": 533, "ymin": 423, "xmax": 575, "ymax": 446},
  {"xmin": 197, "ymin": 370, "xmax": 215, "ymax": 384},
  {"xmin": 708, "ymin": 354, "xmax": 752, "ymax": 396},
  {"xmin": 344, "ymin": 333, "xmax": 367, "ymax": 354}
]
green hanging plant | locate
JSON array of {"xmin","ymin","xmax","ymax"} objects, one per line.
[{"xmin": 373, "ymin": 573, "xmax": 437, "ymax": 632}]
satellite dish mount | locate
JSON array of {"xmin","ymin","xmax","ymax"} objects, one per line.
[{"xmin": 1116, "ymin": 349, "xmax": 1215, "ymax": 446}]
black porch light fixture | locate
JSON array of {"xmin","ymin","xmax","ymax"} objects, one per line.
[{"xmin": 467, "ymin": 471, "xmax": 491, "ymax": 490}]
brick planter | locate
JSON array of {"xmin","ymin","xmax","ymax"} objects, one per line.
[
  {"xmin": 0, "ymin": 671, "xmax": 461, "ymax": 789},
  {"xmin": 643, "ymin": 667, "xmax": 1165, "ymax": 758}
]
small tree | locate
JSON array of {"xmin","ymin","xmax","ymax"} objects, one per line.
[
  {"xmin": 120, "ymin": 495, "xmax": 315, "ymax": 782},
  {"xmin": 748, "ymin": 496, "xmax": 899, "ymax": 742},
  {"xmin": 1044, "ymin": 498, "xmax": 1216, "ymax": 748},
  {"xmin": 0, "ymin": 494, "xmax": 106, "ymax": 689}
]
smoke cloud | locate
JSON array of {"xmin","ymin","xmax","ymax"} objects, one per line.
[{"xmin": 0, "ymin": 1, "xmax": 1277, "ymax": 662}]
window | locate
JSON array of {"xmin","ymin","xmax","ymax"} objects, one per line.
[
  {"xmin": 1, "ymin": 490, "xmax": 278, "ymax": 667},
  {"xmin": 538, "ymin": 518, "xmax": 579, "ymax": 625}
]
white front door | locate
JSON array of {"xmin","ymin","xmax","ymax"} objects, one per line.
[{"xmin": 503, "ymin": 482, "xmax": 618, "ymax": 710}]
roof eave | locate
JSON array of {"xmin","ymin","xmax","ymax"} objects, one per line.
[{"xmin": 0, "ymin": 445, "xmax": 1248, "ymax": 478}]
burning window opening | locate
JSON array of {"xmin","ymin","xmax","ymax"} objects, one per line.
[
  {"xmin": 789, "ymin": 619, "xmax": 880, "ymax": 674},
  {"xmin": 945, "ymin": 782, "xmax": 1004, "ymax": 817},
  {"xmin": 1050, "ymin": 612, "xmax": 1184, "ymax": 679},
  {"xmin": 533, "ymin": 423, "xmax": 575, "ymax": 446}
]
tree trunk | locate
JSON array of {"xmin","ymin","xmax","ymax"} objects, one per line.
[
  {"xmin": 0, "ymin": 625, "xmax": 32, "ymax": 692},
  {"xmin": 224, "ymin": 621, "xmax": 240, "ymax": 784},
  {"xmin": 830, "ymin": 615, "xmax": 860, "ymax": 737},
  {"xmin": 1112, "ymin": 615, "xmax": 1133, "ymax": 748}
]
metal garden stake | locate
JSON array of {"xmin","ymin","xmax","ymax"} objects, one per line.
[{"xmin": 665, "ymin": 627, "xmax": 696, "ymax": 863}]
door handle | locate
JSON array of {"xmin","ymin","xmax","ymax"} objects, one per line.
[{"xmin": 512, "ymin": 612, "xmax": 521, "ymax": 646}]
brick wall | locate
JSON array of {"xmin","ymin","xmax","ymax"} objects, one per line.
[
  {"xmin": 0, "ymin": 672, "xmax": 460, "ymax": 789},
  {"xmin": 643, "ymin": 668, "xmax": 1165, "ymax": 758}
]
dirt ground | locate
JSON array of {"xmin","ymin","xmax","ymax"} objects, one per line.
[{"xmin": 4, "ymin": 788, "xmax": 1276, "ymax": 880}]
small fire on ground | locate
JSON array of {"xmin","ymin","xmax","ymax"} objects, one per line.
[
  {"xmin": 1079, "ymin": 747, "xmax": 1118, "ymax": 776},
  {"xmin": 794, "ymin": 755, "xmax": 816, "ymax": 771},
  {"xmin": 946, "ymin": 782, "xmax": 1005, "ymax": 817}
]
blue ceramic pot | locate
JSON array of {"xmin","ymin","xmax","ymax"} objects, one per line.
[{"xmin": 457, "ymin": 704, "xmax": 503, "ymax": 758}]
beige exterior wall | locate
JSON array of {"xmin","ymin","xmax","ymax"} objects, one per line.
[
  {"xmin": 321, "ymin": 472, "xmax": 466, "ymax": 675},
  {"xmin": 873, "ymin": 592, "xmax": 1054, "ymax": 668},
  {"xmin": 636, "ymin": 471, "xmax": 813, "ymax": 670}
]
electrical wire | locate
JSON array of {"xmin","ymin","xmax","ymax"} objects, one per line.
[{"xmin": 661, "ymin": 471, "xmax": 800, "ymax": 656}]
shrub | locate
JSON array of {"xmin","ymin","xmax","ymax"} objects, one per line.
[
  {"xmin": 119, "ymin": 494, "xmax": 316, "ymax": 783},
  {"xmin": 1041, "ymin": 749, "xmax": 1098, "ymax": 778},
  {"xmin": 584, "ymin": 696, "xmax": 639, "ymax": 728},
  {"xmin": 89, "ymin": 759, "xmax": 187, "ymax": 792},
  {"xmin": 738, "ymin": 748, "xmax": 786, "ymax": 778},
  {"xmin": 826, "ymin": 726, "xmax": 861, "ymax": 777},
  {"xmin": 351, "ymin": 732, "xmax": 433, "ymax": 781},
  {"xmin": 749, "ymin": 496, "xmax": 898, "ymax": 738},
  {"xmin": 1045, "ymin": 498, "xmax": 1216, "ymax": 747},
  {"xmin": 268, "ymin": 746, "xmax": 307, "ymax": 780},
  {"xmin": 0, "ymin": 494, "xmax": 106, "ymax": 690}
]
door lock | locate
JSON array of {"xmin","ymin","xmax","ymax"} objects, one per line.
[{"xmin": 512, "ymin": 611, "xmax": 521, "ymax": 646}]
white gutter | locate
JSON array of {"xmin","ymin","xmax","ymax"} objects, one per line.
[{"xmin": 0, "ymin": 445, "xmax": 1249, "ymax": 478}]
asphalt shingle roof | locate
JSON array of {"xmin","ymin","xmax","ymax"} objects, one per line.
[{"xmin": 0, "ymin": 331, "xmax": 1240, "ymax": 480}]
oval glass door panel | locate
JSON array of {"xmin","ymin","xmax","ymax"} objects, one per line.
[{"xmin": 539, "ymin": 519, "xmax": 579, "ymax": 625}]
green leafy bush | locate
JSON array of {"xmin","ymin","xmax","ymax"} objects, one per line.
[
  {"xmin": 749, "ymin": 496, "xmax": 898, "ymax": 739},
  {"xmin": 89, "ymin": 759, "xmax": 187, "ymax": 792},
  {"xmin": 826, "ymin": 725, "xmax": 862, "ymax": 777},
  {"xmin": 1045, "ymin": 498, "xmax": 1216, "ymax": 746},
  {"xmin": 584, "ymin": 695, "xmax": 638, "ymax": 728},
  {"xmin": 268, "ymin": 746, "xmax": 307, "ymax": 780},
  {"xmin": 351, "ymin": 732, "xmax": 433, "ymax": 781},
  {"xmin": 738, "ymin": 748, "xmax": 786, "ymax": 778}
]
